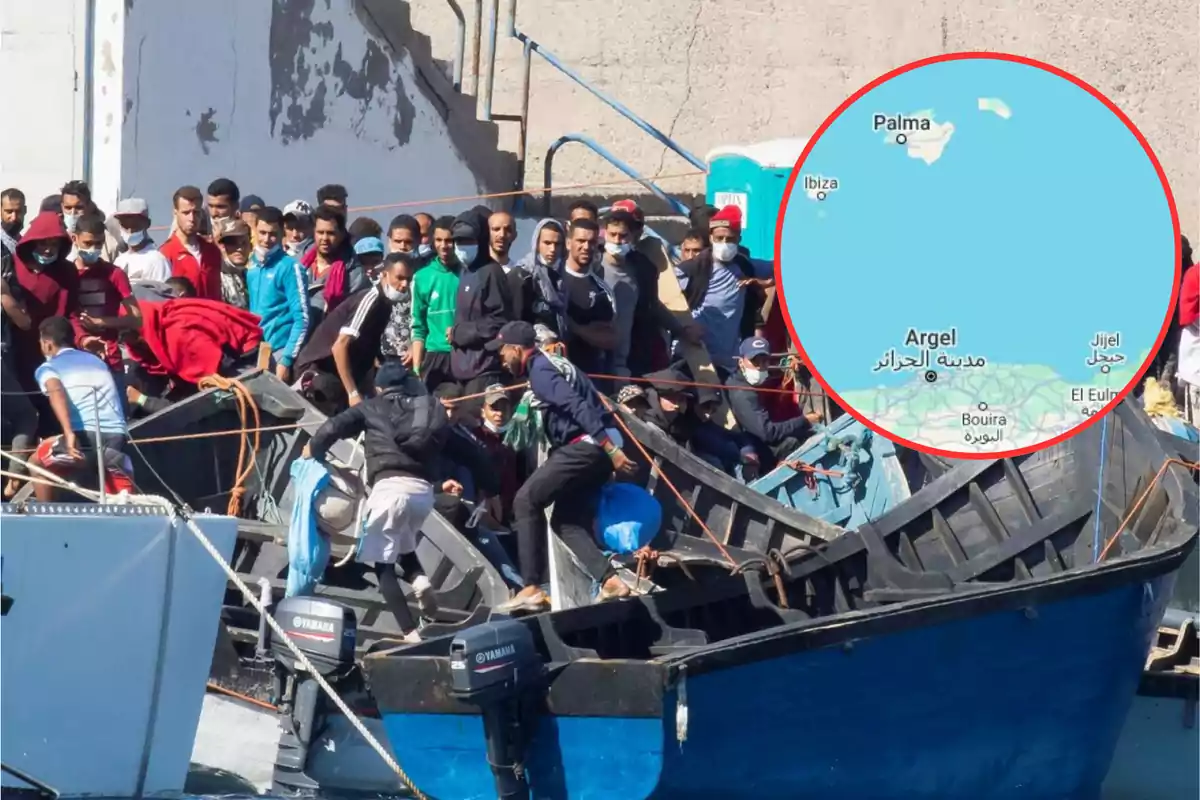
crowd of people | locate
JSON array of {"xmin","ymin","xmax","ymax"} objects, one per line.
[
  {"xmin": 2, "ymin": 176, "xmax": 1195, "ymax": 640},
  {"xmin": 0, "ymin": 177, "xmax": 826, "ymax": 635}
]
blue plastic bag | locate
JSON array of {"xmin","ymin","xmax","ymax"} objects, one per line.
[
  {"xmin": 594, "ymin": 483, "xmax": 662, "ymax": 554},
  {"xmin": 286, "ymin": 458, "xmax": 333, "ymax": 597}
]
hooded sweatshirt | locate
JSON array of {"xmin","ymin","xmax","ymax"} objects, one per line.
[
  {"xmin": 517, "ymin": 218, "xmax": 569, "ymax": 337},
  {"xmin": 411, "ymin": 253, "xmax": 461, "ymax": 354},
  {"xmin": 449, "ymin": 209, "xmax": 513, "ymax": 381},
  {"xmin": 10, "ymin": 212, "xmax": 78, "ymax": 386}
]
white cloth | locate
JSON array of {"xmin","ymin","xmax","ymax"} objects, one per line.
[
  {"xmin": 358, "ymin": 476, "xmax": 435, "ymax": 564},
  {"xmin": 115, "ymin": 246, "xmax": 172, "ymax": 283},
  {"xmin": 1177, "ymin": 322, "xmax": 1200, "ymax": 388}
]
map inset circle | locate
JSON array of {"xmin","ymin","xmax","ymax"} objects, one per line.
[{"xmin": 775, "ymin": 53, "xmax": 1181, "ymax": 458}]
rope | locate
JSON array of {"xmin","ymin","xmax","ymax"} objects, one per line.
[
  {"xmin": 205, "ymin": 681, "xmax": 278, "ymax": 713},
  {"xmin": 1097, "ymin": 457, "xmax": 1200, "ymax": 562},
  {"xmin": 197, "ymin": 376, "xmax": 262, "ymax": 517},
  {"xmin": 599, "ymin": 395, "xmax": 737, "ymax": 567},
  {"xmin": 0, "ymin": 448, "xmax": 429, "ymax": 800}
]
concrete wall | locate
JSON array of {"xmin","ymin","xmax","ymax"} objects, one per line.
[
  {"xmin": 109, "ymin": 0, "xmax": 516, "ymax": 226},
  {"xmin": 407, "ymin": 0, "xmax": 1200, "ymax": 236},
  {"xmin": 0, "ymin": 0, "xmax": 90, "ymax": 207},
  {"xmin": 0, "ymin": 0, "xmax": 514, "ymax": 229}
]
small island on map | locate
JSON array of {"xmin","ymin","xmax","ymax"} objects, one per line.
[
  {"xmin": 875, "ymin": 110, "xmax": 955, "ymax": 165},
  {"xmin": 978, "ymin": 97, "xmax": 1012, "ymax": 119}
]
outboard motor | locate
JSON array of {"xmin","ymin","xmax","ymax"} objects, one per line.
[
  {"xmin": 450, "ymin": 620, "xmax": 547, "ymax": 799},
  {"xmin": 268, "ymin": 596, "xmax": 361, "ymax": 794}
]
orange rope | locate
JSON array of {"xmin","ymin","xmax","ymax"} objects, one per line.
[
  {"xmin": 1098, "ymin": 457, "xmax": 1199, "ymax": 561},
  {"xmin": 197, "ymin": 376, "xmax": 262, "ymax": 516},
  {"xmin": 600, "ymin": 395, "xmax": 737, "ymax": 566},
  {"xmin": 206, "ymin": 681, "xmax": 278, "ymax": 712},
  {"xmin": 587, "ymin": 372, "xmax": 824, "ymax": 397},
  {"xmin": 780, "ymin": 460, "xmax": 845, "ymax": 479}
]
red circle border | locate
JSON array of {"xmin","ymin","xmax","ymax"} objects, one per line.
[{"xmin": 771, "ymin": 51, "xmax": 1183, "ymax": 461}]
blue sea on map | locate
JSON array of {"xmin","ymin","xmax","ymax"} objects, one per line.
[{"xmin": 779, "ymin": 57, "xmax": 1177, "ymax": 393}]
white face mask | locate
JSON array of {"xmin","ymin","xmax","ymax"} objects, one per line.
[
  {"xmin": 743, "ymin": 366, "xmax": 767, "ymax": 386},
  {"xmin": 121, "ymin": 228, "xmax": 147, "ymax": 247},
  {"xmin": 604, "ymin": 241, "xmax": 631, "ymax": 258},
  {"xmin": 483, "ymin": 418, "xmax": 511, "ymax": 434},
  {"xmin": 417, "ymin": 243, "xmax": 433, "ymax": 259},
  {"xmin": 253, "ymin": 243, "xmax": 279, "ymax": 262},
  {"xmin": 454, "ymin": 244, "xmax": 477, "ymax": 265},
  {"xmin": 285, "ymin": 238, "xmax": 312, "ymax": 257},
  {"xmin": 62, "ymin": 213, "xmax": 81, "ymax": 233},
  {"xmin": 712, "ymin": 241, "xmax": 738, "ymax": 263},
  {"xmin": 381, "ymin": 281, "xmax": 405, "ymax": 302}
]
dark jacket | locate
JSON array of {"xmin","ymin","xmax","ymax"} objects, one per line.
[
  {"xmin": 725, "ymin": 369, "xmax": 812, "ymax": 447},
  {"xmin": 449, "ymin": 209, "xmax": 513, "ymax": 380},
  {"xmin": 309, "ymin": 383, "xmax": 490, "ymax": 487},
  {"xmin": 637, "ymin": 363, "xmax": 751, "ymax": 472},
  {"xmin": 620, "ymin": 250, "xmax": 682, "ymax": 377},
  {"xmin": 676, "ymin": 248, "xmax": 764, "ymax": 340},
  {"xmin": 528, "ymin": 350, "xmax": 613, "ymax": 449}
]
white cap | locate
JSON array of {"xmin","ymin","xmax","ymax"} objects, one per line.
[
  {"xmin": 282, "ymin": 200, "xmax": 313, "ymax": 220},
  {"xmin": 114, "ymin": 198, "xmax": 149, "ymax": 216}
]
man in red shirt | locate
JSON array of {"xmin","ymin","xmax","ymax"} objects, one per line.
[
  {"xmin": 159, "ymin": 185, "xmax": 222, "ymax": 301},
  {"xmin": 71, "ymin": 214, "xmax": 140, "ymax": 375}
]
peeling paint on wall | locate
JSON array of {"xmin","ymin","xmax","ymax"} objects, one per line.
[
  {"xmin": 195, "ymin": 109, "xmax": 219, "ymax": 155},
  {"xmin": 267, "ymin": 0, "xmax": 414, "ymax": 149}
]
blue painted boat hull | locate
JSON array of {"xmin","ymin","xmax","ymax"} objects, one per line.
[
  {"xmin": 748, "ymin": 414, "xmax": 916, "ymax": 530},
  {"xmin": 380, "ymin": 574, "xmax": 1172, "ymax": 799}
]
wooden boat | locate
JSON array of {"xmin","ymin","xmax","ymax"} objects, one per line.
[
  {"xmin": 747, "ymin": 412, "xmax": 926, "ymax": 530},
  {"xmin": 546, "ymin": 406, "xmax": 859, "ymax": 608},
  {"xmin": 353, "ymin": 399, "xmax": 1197, "ymax": 799},
  {"xmin": 114, "ymin": 369, "xmax": 512, "ymax": 660}
]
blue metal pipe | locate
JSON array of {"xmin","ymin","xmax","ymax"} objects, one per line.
[
  {"xmin": 444, "ymin": 0, "xmax": 466, "ymax": 91},
  {"xmin": 516, "ymin": 31, "xmax": 706, "ymax": 172},
  {"xmin": 543, "ymin": 134, "xmax": 691, "ymax": 218},
  {"xmin": 481, "ymin": 0, "xmax": 499, "ymax": 121}
]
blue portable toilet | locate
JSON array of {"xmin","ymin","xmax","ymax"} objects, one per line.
[{"xmin": 705, "ymin": 138, "xmax": 809, "ymax": 263}]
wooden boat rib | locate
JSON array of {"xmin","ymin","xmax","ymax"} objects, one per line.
[
  {"xmin": 119, "ymin": 369, "xmax": 510, "ymax": 653},
  {"xmin": 359, "ymin": 400, "xmax": 1198, "ymax": 799}
]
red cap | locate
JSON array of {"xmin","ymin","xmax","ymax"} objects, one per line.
[
  {"xmin": 610, "ymin": 199, "xmax": 644, "ymax": 222},
  {"xmin": 710, "ymin": 205, "xmax": 742, "ymax": 234}
]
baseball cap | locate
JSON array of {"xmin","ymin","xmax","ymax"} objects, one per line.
[
  {"xmin": 739, "ymin": 336, "xmax": 771, "ymax": 359},
  {"xmin": 451, "ymin": 220, "xmax": 476, "ymax": 240},
  {"xmin": 353, "ymin": 236, "xmax": 385, "ymax": 256},
  {"xmin": 483, "ymin": 383, "xmax": 510, "ymax": 406},
  {"xmin": 282, "ymin": 200, "xmax": 313, "ymax": 220},
  {"xmin": 374, "ymin": 360, "xmax": 410, "ymax": 391},
  {"xmin": 114, "ymin": 198, "xmax": 149, "ymax": 217},
  {"xmin": 485, "ymin": 320, "xmax": 536, "ymax": 351},
  {"xmin": 215, "ymin": 218, "xmax": 251, "ymax": 243},
  {"xmin": 239, "ymin": 194, "xmax": 265, "ymax": 213},
  {"xmin": 610, "ymin": 199, "xmax": 644, "ymax": 223}
]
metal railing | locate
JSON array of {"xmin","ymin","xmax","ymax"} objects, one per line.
[
  {"xmin": 444, "ymin": 0, "xmax": 466, "ymax": 91},
  {"xmin": 461, "ymin": 0, "xmax": 703, "ymax": 210},
  {"xmin": 542, "ymin": 134, "xmax": 691, "ymax": 218}
]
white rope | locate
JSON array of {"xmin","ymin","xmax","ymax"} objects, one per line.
[{"xmin": 0, "ymin": 449, "xmax": 427, "ymax": 800}]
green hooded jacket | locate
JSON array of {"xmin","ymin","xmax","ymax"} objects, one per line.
[{"xmin": 410, "ymin": 256, "xmax": 460, "ymax": 353}]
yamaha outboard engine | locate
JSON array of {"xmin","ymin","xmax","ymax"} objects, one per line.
[
  {"xmin": 268, "ymin": 596, "xmax": 361, "ymax": 794},
  {"xmin": 450, "ymin": 620, "xmax": 546, "ymax": 799}
]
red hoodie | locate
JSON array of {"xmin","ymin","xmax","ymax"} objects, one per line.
[
  {"xmin": 1180, "ymin": 265, "xmax": 1199, "ymax": 329},
  {"xmin": 159, "ymin": 231, "xmax": 222, "ymax": 301},
  {"xmin": 10, "ymin": 211, "xmax": 78, "ymax": 387},
  {"xmin": 134, "ymin": 298, "xmax": 262, "ymax": 384}
]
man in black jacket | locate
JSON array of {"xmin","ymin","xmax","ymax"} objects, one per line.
[
  {"xmin": 726, "ymin": 336, "xmax": 822, "ymax": 471},
  {"xmin": 304, "ymin": 361, "xmax": 498, "ymax": 643},
  {"xmin": 490, "ymin": 321, "xmax": 636, "ymax": 613},
  {"xmin": 448, "ymin": 208, "xmax": 514, "ymax": 407}
]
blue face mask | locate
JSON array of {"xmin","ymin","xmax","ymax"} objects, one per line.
[
  {"xmin": 418, "ymin": 243, "xmax": 433, "ymax": 259},
  {"xmin": 78, "ymin": 247, "xmax": 102, "ymax": 265},
  {"xmin": 33, "ymin": 250, "xmax": 58, "ymax": 266}
]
